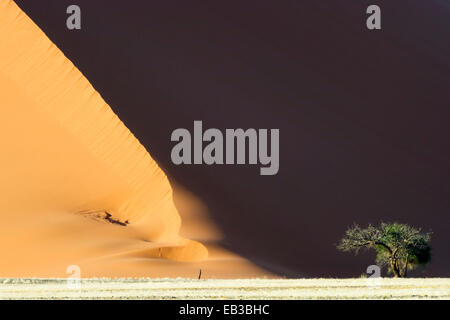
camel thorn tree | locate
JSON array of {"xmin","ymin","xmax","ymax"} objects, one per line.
[{"xmin": 337, "ymin": 222, "xmax": 432, "ymax": 277}]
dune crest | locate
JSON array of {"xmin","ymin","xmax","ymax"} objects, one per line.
[{"xmin": 0, "ymin": 0, "xmax": 207, "ymax": 270}]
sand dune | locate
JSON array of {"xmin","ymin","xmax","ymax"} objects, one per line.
[
  {"xmin": 0, "ymin": 0, "xmax": 269, "ymax": 278},
  {"xmin": 6, "ymin": 0, "xmax": 449, "ymax": 278}
]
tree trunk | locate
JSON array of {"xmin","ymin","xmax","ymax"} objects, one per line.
[
  {"xmin": 403, "ymin": 253, "xmax": 409, "ymax": 278},
  {"xmin": 390, "ymin": 259, "xmax": 400, "ymax": 277}
]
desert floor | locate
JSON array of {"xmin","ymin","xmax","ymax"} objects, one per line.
[{"xmin": 0, "ymin": 278, "xmax": 448, "ymax": 300}]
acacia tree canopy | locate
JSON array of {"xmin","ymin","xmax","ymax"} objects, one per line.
[{"xmin": 338, "ymin": 222, "xmax": 432, "ymax": 277}]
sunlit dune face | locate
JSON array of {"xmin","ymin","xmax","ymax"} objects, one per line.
[
  {"xmin": 0, "ymin": 0, "xmax": 274, "ymax": 279},
  {"xmin": 0, "ymin": 0, "xmax": 209, "ymax": 276}
]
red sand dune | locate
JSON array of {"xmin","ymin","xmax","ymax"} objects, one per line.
[{"xmin": 0, "ymin": 0, "xmax": 271, "ymax": 278}]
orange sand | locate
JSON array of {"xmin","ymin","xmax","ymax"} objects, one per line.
[{"xmin": 0, "ymin": 0, "xmax": 271, "ymax": 278}]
